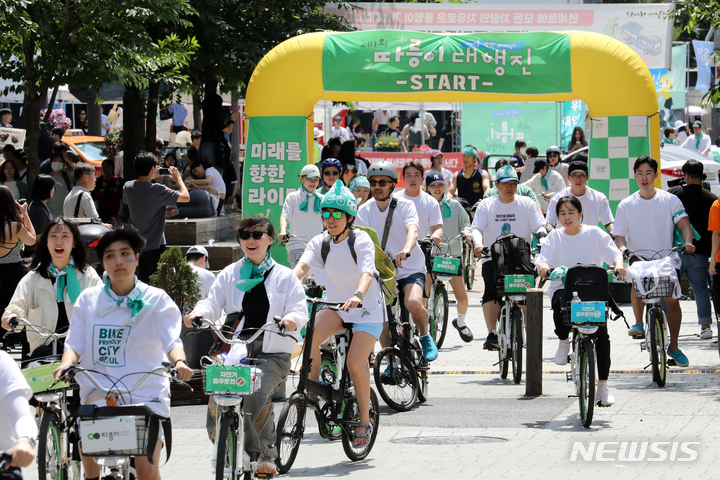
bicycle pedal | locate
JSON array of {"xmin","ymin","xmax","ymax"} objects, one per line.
[
  {"xmin": 448, "ymin": 300, "xmax": 457, "ymax": 304},
  {"xmin": 632, "ymin": 334, "xmax": 646, "ymax": 340},
  {"xmin": 567, "ymin": 394, "xmax": 577, "ymax": 398},
  {"xmin": 596, "ymin": 402, "xmax": 612, "ymax": 408},
  {"xmin": 256, "ymin": 474, "xmax": 275, "ymax": 479},
  {"xmin": 668, "ymin": 359, "xmax": 677, "ymax": 367},
  {"xmin": 640, "ymin": 343, "xmax": 646, "ymax": 351}
]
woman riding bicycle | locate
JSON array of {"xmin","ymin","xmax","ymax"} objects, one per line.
[
  {"xmin": 293, "ymin": 181, "xmax": 384, "ymax": 448},
  {"xmin": 184, "ymin": 215, "xmax": 307, "ymax": 477},
  {"xmin": 425, "ymin": 172, "xmax": 474, "ymax": 343},
  {"xmin": 54, "ymin": 228, "xmax": 193, "ymax": 480},
  {"xmin": 2, "ymin": 219, "xmax": 102, "ymax": 359},
  {"xmin": 0, "ymin": 350, "xmax": 37, "ymax": 474},
  {"xmin": 537, "ymin": 196, "xmax": 625, "ymax": 406}
]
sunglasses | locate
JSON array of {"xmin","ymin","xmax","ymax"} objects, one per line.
[
  {"xmin": 548, "ymin": 153, "xmax": 559, "ymax": 157},
  {"xmin": 369, "ymin": 180, "xmax": 391, "ymax": 187},
  {"xmin": 238, "ymin": 230, "xmax": 266, "ymax": 240},
  {"xmin": 322, "ymin": 211, "xmax": 343, "ymax": 219},
  {"xmin": 323, "ymin": 170, "xmax": 340, "ymax": 177}
]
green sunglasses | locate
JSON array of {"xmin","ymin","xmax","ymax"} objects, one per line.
[{"xmin": 322, "ymin": 211, "xmax": 343, "ymax": 219}]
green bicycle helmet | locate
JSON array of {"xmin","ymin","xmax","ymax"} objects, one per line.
[
  {"xmin": 348, "ymin": 176, "xmax": 370, "ymax": 192},
  {"xmin": 320, "ymin": 180, "xmax": 358, "ymax": 217}
]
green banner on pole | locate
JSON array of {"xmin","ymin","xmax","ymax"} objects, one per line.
[{"xmin": 322, "ymin": 31, "xmax": 572, "ymax": 95}]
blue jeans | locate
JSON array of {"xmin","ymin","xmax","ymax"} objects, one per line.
[
  {"xmin": 177, "ymin": 189, "xmax": 214, "ymax": 218},
  {"xmin": 679, "ymin": 254, "xmax": 712, "ymax": 325}
]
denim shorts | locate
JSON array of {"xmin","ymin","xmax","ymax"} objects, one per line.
[
  {"xmin": 397, "ymin": 272, "xmax": 426, "ymax": 291},
  {"xmin": 351, "ymin": 322, "xmax": 384, "ymax": 340}
]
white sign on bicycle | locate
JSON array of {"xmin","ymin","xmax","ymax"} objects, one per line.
[{"xmin": 80, "ymin": 416, "xmax": 137, "ymax": 454}]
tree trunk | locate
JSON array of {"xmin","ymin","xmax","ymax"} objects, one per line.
[
  {"xmin": 145, "ymin": 82, "xmax": 160, "ymax": 152},
  {"xmin": 87, "ymin": 90, "xmax": 102, "ymax": 137},
  {"xmin": 201, "ymin": 78, "xmax": 219, "ymax": 139},
  {"xmin": 43, "ymin": 86, "xmax": 60, "ymax": 124},
  {"xmin": 123, "ymin": 86, "xmax": 145, "ymax": 181},
  {"xmin": 192, "ymin": 94, "xmax": 202, "ymax": 132},
  {"xmin": 21, "ymin": 35, "xmax": 40, "ymax": 195}
]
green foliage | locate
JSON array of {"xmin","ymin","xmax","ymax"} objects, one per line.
[{"xmin": 149, "ymin": 246, "xmax": 201, "ymax": 316}]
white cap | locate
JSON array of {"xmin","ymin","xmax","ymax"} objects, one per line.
[
  {"xmin": 674, "ymin": 120, "xmax": 685, "ymax": 129},
  {"xmin": 300, "ymin": 164, "xmax": 321, "ymax": 178},
  {"xmin": 186, "ymin": 245, "xmax": 209, "ymax": 269},
  {"xmin": 314, "ymin": 127, "xmax": 324, "ymax": 139}
]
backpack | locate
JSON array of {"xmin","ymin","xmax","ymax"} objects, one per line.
[
  {"xmin": 320, "ymin": 226, "xmax": 397, "ymax": 305},
  {"xmin": 490, "ymin": 235, "xmax": 536, "ymax": 278}
]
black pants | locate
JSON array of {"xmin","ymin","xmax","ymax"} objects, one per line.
[
  {"xmin": 138, "ymin": 245, "xmax": 166, "ymax": 283},
  {"xmin": 552, "ymin": 291, "xmax": 611, "ymax": 381}
]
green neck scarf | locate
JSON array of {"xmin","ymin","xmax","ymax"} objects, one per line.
[
  {"xmin": 440, "ymin": 197, "xmax": 452, "ymax": 218},
  {"xmin": 695, "ymin": 133, "xmax": 703, "ymax": 150},
  {"xmin": 540, "ymin": 171, "xmax": 549, "ymax": 191},
  {"xmin": 104, "ymin": 279, "xmax": 151, "ymax": 318},
  {"xmin": 237, "ymin": 252, "xmax": 275, "ymax": 293},
  {"xmin": 49, "ymin": 260, "xmax": 81, "ymax": 303},
  {"xmin": 299, "ymin": 185, "xmax": 322, "ymax": 213}
]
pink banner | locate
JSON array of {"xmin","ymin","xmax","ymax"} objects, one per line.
[{"xmin": 356, "ymin": 152, "xmax": 464, "ymax": 187}]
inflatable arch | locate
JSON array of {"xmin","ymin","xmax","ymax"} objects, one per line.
[{"xmin": 243, "ymin": 30, "xmax": 659, "ymax": 257}]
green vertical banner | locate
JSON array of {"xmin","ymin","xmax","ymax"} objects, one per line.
[
  {"xmin": 587, "ymin": 115, "xmax": 651, "ymax": 214},
  {"xmin": 243, "ymin": 116, "xmax": 308, "ymax": 265}
]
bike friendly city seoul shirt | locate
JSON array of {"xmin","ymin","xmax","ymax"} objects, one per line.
[{"xmin": 64, "ymin": 280, "xmax": 183, "ymax": 417}]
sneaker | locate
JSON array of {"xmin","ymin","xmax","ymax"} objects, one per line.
[
  {"xmin": 379, "ymin": 364, "xmax": 393, "ymax": 383},
  {"xmin": 667, "ymin": 347, "xmax": 689, "ymax": 367},
  {"xmin": 452, "ymin": 319, "xmax": 474, "ymax": 343},
  {"xmin": 554, "ymin": 338, "xmax": 571, "ymax": 365},
  {"xmin": 596, "ymin": 383, "xmax": 615, "ymax": 406},
  {"xmin": 419, "ymin": 335, "xmax": 438, "ymax": 362},
  {"xmin": 700, "ymin": 327, "xmax": 713, "ymax": 340},
  {"xmin": 483, "ymin": 332, "xmax": 499, "ymax": 350},
  {"xmin": 628, "ymin": 323, "xmax": 645, "ymax": 337},
  {"xmin": 256, "ymin": 458, "xmax": 277, "ymax": 476}
]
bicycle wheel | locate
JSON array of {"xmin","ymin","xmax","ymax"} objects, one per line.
[
  {"xmin": 430, "ymin": 283, "xmax": 449, "ymax": 349},
  {"xmin": 38, "ymin": 410, "xmax": 63, "ymax": 480},
  {"xmin": 649, "ymin": 309, "xmax": 667, "ymax": 387},
  {"xmin": 373, "ymin": 347, "xmax": 418, "ymax": 411},
  {"xmin": 341, "ymin": 388, "xmax": 380, "ymax": 461},
  {"xmin": 275, "ymin": 394, "xmax": 304, "ymax": 474},
  {"xmin": 464, "ymin": 244, "xmax": 476, "ymax": 290},
  {"xmin": 511, "ymin": 307, "xmax": 524, "ymax": 384},
  {"xmin": 578, "ymin": 340, "xmax": 596, "ymax": 428},
  {"xmin": 417, "ymin": 370, "xmax": 428, "ymax": 402},
  {"xmin": 215, "ymin": 413, "xmax": 238, "ymax": 480},
  {"xmin": 498, "ymin": 307, "xmax": 509, "ymax": 379}
]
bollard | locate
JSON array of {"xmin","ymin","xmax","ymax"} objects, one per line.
[{"xmin": 525, "ymin": 288, "xmax": 543, "ymax": 396}]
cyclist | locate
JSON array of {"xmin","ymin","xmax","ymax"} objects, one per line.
[
  {"xmin": 537, "ymin": 196, "xmax": 625, "ymax": 406},
  {"xmin": 54, "ymin": 228, "xmax": 194, "ymax": 480},
  {"xmin": 545, "ymin": 145, "xmax": 569, "ymax": 186},
  {"xmin": 294, "ymin": 182, "xmax": 383, "ymax": 447},
  {"xmin": 522, "ymin": 158, "xmax": 565, "ymax": 215},
  {"xmin": 184, "ymin": 215, "xmax": 306, "ymax": 476},
  {"xmin": 2, "ymin": 219, "xmax": 103, "ymax": 359},
  {"xmin": 546, "ymin": 159, "xmax": 614, "ymax": 234},
  {"xmin": 0, "ymin": 350, "xmax": 37, "ymax": 472},
  {"xmin": 471, "ymin": 165, "xmax": 547, "ymax": 350},
  {"xmin": 348, "ymin": 175, "xmax": 371, "ymax": 207},
  {"xmin": 450, "ymin": 145, "xmax": 491, "ymax": 211},
  {"xmin": 614, "ymin": 155, "xmax": 695, "ymax": 367},
  {"xmin": 426, "ymin": 173, "xmax": 473, "ymax": 342},
  {"xmin": 318, "ymin": 158, "xmax": 342, "ymax": 195},
  {"xmin": 483, "ymin": 159, "xmax": 541, "ymax": 209},
  {"xmin": 424, "ymin": 150, "xmax": 453, "ymax": 192},
  {"xmin": 355, "ymin": 161, "xmax": 438, "ymax": 362},
  {"xmin": 279, "ymin": 164, "xmax": 324, "ymax": 267}
]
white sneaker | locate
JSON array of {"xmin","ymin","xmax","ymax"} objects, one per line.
[
  {"xmin": 700, "ymin": 327, "xmax": 713, "ymax": 339},
  {"xmin": 596, "ymin": 383, "xmax": 615, "ymax": 406},
  {"xmin": 554, "ymin": 338, "xmax": 571, "ymax": 365}
]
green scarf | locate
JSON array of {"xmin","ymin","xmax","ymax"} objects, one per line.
[
  {"xmin": 695, "ymin": 133, "xmax": 703, "ymax": 150},
  {"xmin": 49, "ymin": 260, "xmax": 81, "ymax": 303},
  {"xmin": 440, "ymin": 197, "xmax": 452, "ymax": 218},
  {"xmin": 104, "ymin": 279, "xmax": 151, "ymax": 318},
  {"xmin": 237, "ymin": 252, "xmax": 275, "ymax": 292},
  {"xmin": 549, "ymin": 265, "xmax": 569, "ymax": 284},
  {"xmin": 299, "ymin": 185, "xmax": 322, "ymax": 213},
  {"xmin": 540, "ymin": 171, "xmax": 549, "ymax": 191}
]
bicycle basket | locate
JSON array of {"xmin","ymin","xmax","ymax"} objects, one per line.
[
  {"xmin": 77, "ymin": 405, "xmax": 154, "ymax": 457},
  {"xmin": 22, "ymin": 358, "xmax": 71, "ymax": 394},
  {"xmin": 562, "ymin": 301, "xmax": 608, "ymax": 327},
  {"xmin": 632, "ymin": 277, "xmax": 676, "ymax": 300},
  {"xmin": 203, "ymin": 364, "xmax": 262, "ymax": 396},
  {"xmin": 432, "ymin": 255, "xmax": 462, "ymax": 276}
]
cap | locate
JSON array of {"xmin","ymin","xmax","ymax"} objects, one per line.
[
  {"xmin": 348, "ymin": 175, "xmax": 370, "ymax": 192},
  {"xmin": 568, "ymin": 160, "xmax": 589, "ymax": 175},
  {"xmin": 674, "ymin": 120, "xmax": 685, "ymax": 129},
  {"xmin": 334, "ymin": 116, "xmax": 342, "ymax": 121},
  {"xmin": 682, "ymin": 159, "xmax": 706, "ymax": 180},
  {"xmin": 533, "ymin": 159, "xmax": 549, "ymax": 174},
  {"xmin": 300, "ymin": 164, "xmax": 321, "ymax": 178},
  {"xmin": 430, "ymin": 149, "xmax": 443, "ymax": 159},
  {"xmin": 313, "ymin": 127, "xmax": 324, "ymax": 139},
  {"xmin": 186, "ymin": 245, "xmax": 209, "ymax": 269},
  {"xmin": 425, "ymin": 172, "xmax": 444, "ymax": 187},
  {"xmin": 496, "ymin": 165, "xmax": 519, "ymax": 183},
  {"xmin": 693, "ymin": 120, "xmax": 703, "ymax": 128}
]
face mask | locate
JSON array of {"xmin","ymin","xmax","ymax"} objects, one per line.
[
  {"xmin": 520, "ymin": 147, "xmax": 526, "ymax": 155},
  {"xmin": 51, "ymin": 162, "xmax": 64, "ymax": 172}
]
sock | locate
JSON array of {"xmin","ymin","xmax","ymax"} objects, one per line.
[
  {"xmin": 560, "ymin": 337, "xmax": 570, "ymax": 344},
  {"xmin": 420, "ymin": 334, "xmax": 430, "ymax": 340},
  {"xmin": 456, "ymin": 313, "xmax": 466, "ymax": 328},
  {"xmin": 490, "ymin": 329, "xmax": 496, "ymax": 335},
  {"xmin": 597, "ymin": 380, "xmax": 607, "ymax": 386}
]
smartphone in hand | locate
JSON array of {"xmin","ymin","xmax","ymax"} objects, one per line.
[{"xmin": 159, "ymin": 168, "xmax": 171, "ymax": 175}]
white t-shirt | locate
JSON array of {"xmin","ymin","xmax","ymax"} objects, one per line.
[
  {"xmin": 356, "ymin": 197, "xmax": 426, "ymax": 279},
  {"xmin": 422, "ymin": 112, "xmax": 437, "ymax": 135},
  {"xmin": 280, "ymin": 189, "xmax": 324, "ymax": 251},
  {"xmin": 299, "ymin": 230, "xmax": 384, "ymax": 324},
  {"xmin": 2, "ymin": 181, "xmax": 19, "ymax": 199},
  {"xmin": 395, "ymin": 190, "xmax": 443, "ymax": 238},
  {"xmin": 331, "ymin": 127, "xmax": 350, "ymax": 142},
  {"xmin": 206, "ymin": 166, "xmax": 226, "ymax": 196},
  {"xmin": 424, "ymin": 167, "xmax": 453, "ymax": 189},
  {"xmin": 522, "ymin": 169, "xmax": 566, "ymax": 214},
  {"xmin": 677, "ymin": 131, "xmax": 688, "ymax": 145},
  {"xmin": 537, "ymin": 225, "xmax": 622, "ymax": 300},
  {"xmin": 471, "ymin": 195, "xmax": 546, "ymax": 264},
  {"xmin": 190, "ymin": 264, "xmax": 216, "ymax": 298},
  {"xmin": 614, "ymin": 189, "xmax": 688, "ymax": 255},
  {"xmin": 65, "ymin": 282, "xmax": 183, "ymax": 417},
  {"xmin": 0, "ymin": 351, "xmax": 36, "ymax": 451},
  {"xmin": 681, "ymin": 133, "xmax": 712, "ymax": 157},
  {"xmin": 374, "ymin": 110, "xmax": 389, "ymax": 126},
  {"xmin": 546, "ymin": 186, "xmax": 614, "ymax": 228}
]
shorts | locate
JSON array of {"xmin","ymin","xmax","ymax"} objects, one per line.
[
  {"xmin": 398, "ymin": 272, "xmax": 425, "ymax": 291},
  {"xmin": 351, "ymin": 322, "xmax": 384, "ymax": 340},
  {"xmin": 481, "ymin": 261, "xmax": 501, "ymax": 304},
  {"xmin": 287, "ymin": 248, "xmax": 304, "ymax": 268}
]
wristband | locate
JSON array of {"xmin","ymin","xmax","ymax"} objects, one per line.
[{"xmin": 174, "ymin": 359, "xmax": 189, "ymax": 368}]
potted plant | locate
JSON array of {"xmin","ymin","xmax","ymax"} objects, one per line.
[{"xmin": 374, "ymin": 134, "xmax": 401, "ymax": 152}]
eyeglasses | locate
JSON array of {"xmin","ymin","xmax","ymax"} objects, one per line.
[
  {"xmin": 635, "ymin": 172, "xmax": 655, "ymax": 179},
  {"xmin": 323, "ymin": 170, "xmax": 340, "ymax": 177},
  {"xmin": 238, "ymin": 230, "xmax": 266, "ymax": 240},
  {"xmin": 322, "ymin": 211, "xmax": 343, "ymax": 219},
  {"xmin": 369, "ymin": 180, "xmax": 391, "ymax": 187}
]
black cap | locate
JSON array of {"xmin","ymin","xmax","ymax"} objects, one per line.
[
  {"xmin": 682, "ymin": 159, "xmax": 706, "ymax": 180},
  {"xmin": 533, "ymin": 159, "xmax": 548, "ymax": 173},
  {"xmin": 425, "ymin": 172, "xmax": 444, "ymax": 187},
  {"xmin": 568, "ymin": 161, "xmax": 589, "ymax": 175}
]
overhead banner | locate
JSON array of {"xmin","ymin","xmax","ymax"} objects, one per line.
[
  {"xmin": 323, "ymin": 32, "xmax": 571, "ymax": 95},
  {"xmin": 327, "ymin": 3, "xmax": 674, "ymax": 68},
  {"xmin": 692, "ymin": 40, "xmax": 715, "ymax": 93},
  {"xmin": 462, "ymin": 102, "xmax": 558, "ymax": 155},
  {"xmin": 560, "ymin": 100, "xmax": 588, "ymax": 152}
]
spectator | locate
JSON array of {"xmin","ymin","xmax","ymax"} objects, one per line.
[
  {"xmin": 402, "ymin": 112, "xmax": 430, "ymax": 152},
  {"xmin": 675, "ymin": 120, "xmax": 689, "ymax": 144},
  {"xmin": 167, "ymin": 103, "xmax": 188, "ymax": 137},
  {"xmin": 356, "ymin": 136, "xmax": 368, "ymax": 152},
  {"xmin": 519, "ymin": 146, "xmax": 540, "ymax": 183},
  {"xmin": 191, "ymin": 130, "xmax": 202, "ymax": 149},
  {"xmin": 424, "ymin": 149, "xmax": 453, "ymax": 191},
  {"xmin": 76, "ymin": 110, "xmax": 88, "ymax": 133},
  {"xmin": 183, "ymin": 146, "xmax": 200, "ymax": 179},
  {"xmin": 185, "ymin": 245, "xmax": 215, "ymax": 298},
  {"xmin": 27, "ymin": 175, "xmax": 55, "ymax": 241},
  {"xmin": 37, "ymin": 124, "xmax": 55, "ymax": 161},
  {"xmin": 51, "ymin": 127, "xmax": 64, "ymax": 142},
  {"xmin": 45, "ymin": 153, "xmax": 75, "ymax": 218},
  {"xmin": 0, "ymin": 160, "xmax": 27, "ymax": 200},
  {"xmin": 510, "ymin": 140, "xmax": 527, "ymax": 172},
  {"xmin": 201, "ymin": 93, "xmax": 235, "ymax": 174},
  {"xmin": 663, "ymin": 128, "xmax": 679, "ymax": 145},
  {"xmin": 154, "ymin": 139, "xmax": 165, "ymax": 163},
  {"xmin": 438, "ymin": 115, "xmax": 457, "ymax": 153},
  {"xmin": 421, "ymin": 111, "xmax": 437, "ymax": 141},
  {"xmin": 397, "ymin": 110, "xmax": 411, "ymax": 131},
  {"xmin": 123, "ymin": 151, "xmax": 190, "ymax": 282},
  {"xmin": 93, "ymin": 159, "xmax": 125, "ymax": 224},
  {"xmin": 331, "ymin": 116, "xmax": 350, "ymax": 142},
  {"xmin": 522, "ymin": 158, "xmax": 565, "ymax": 214},
  {"xmin": 0, "ymin": 108, "xmax": 12, "ymax": 127},
  {"xmin": 187, "ymin": 158, "xmax": 226, "ymax": 216},
  {"xmin": 10, "ymin": 149, "xmax": 27, "ymax": 185},
  {"xmin": 63, "ymin": 163, "xmax": 111, "ymax": 229},
  {"xmin": 372, "ymin": 109, "xmax": 389, "ymax": 135},
  {"xmin": 40, "ymin": 141, "xmax": 79, "ymax": 175},
  {"xmin": 668, "ymin": 160, "xmax": 717, "ymax": 339},
  {"xmin": 2, "ymin": 145, "xmax": 14, "ymax": 162},
  {"xmin": 174, "ymin": 127, "xmax": 192, "ymax": 147},
  {"xmin": 223, "ymin": 163, "xmax": 238, "ymax": 210},
  {"xmin": 546, "ymin": 145, "xmax": 569, "ymax": 186},
  {"xmin": 313, "ymin": 127, "xmax": 324, "ymax": 162},
  {"xmin": 100, "ymin": 111, "xmax": 112, "ymax": 136},
  {"xmin": 681, "ymin": 121, "xmax": 712, "ymax": 158},
  {"xmin": 566, "ymin": 126, "xmax": 588, "ymax": 153}
]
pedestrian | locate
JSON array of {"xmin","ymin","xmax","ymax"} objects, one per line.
[
  {"xmin": 681, "ymin": 121, "xmax": 712, "ymax": 158},
  {"xmin": 27, "ymin": 175, "xmax": 55, "ymax": 244},
  {"xmin": 279, "ymin": 164, "xmax": 324, "ymax": 267},
  {"xmin": 0, "ymin": 108, "xmax": 13, "ymax": 127},
  {"xmin": 424, "ymin": 149, "xmax": 453, "ymax": 191},
  {"xmin": 372, "ymin": 109, "xmax": 390, "ymax": 135},
  {"xmin": 510, "ymin": 140, "xmax": 527, "ymax": 173},
  {"xmin": 663, "ymin": 128, "xmax": 679, "ymax": 145},
  {"xmin": 185, "ymin": 245, "xmax": 216, "ymax": 298},
  {"xmin": 10, "ymin": 149, "xmax": 27, "ymax": 185},
  {"xmin": 566, "ymin": 126, "xmax": 588, "ymax": 153},
  {"xmin": 519, "ymin": 146, "xmax": 540, "ymax": 184},
  {"xmin": 39, "ymin": 141, "xmax": 79, "ymax": 175},
  {"xmin": 313, "ymin": 127, "xmax": 324, "ymax": 162},
  {"xmin": 63, "ymin": 163, "xmax": 109, "ymax": 228},
  {"xmin": 92, "ymin": 159, "xmax": 125, "ymax": 224},
  {"xmin": 331, "ymin": 116, "xmax": 350, "ymax": 143},
  {"xmin": 675, "ymin": 121, "xmax": 689, "ymax": 145},
  {"xmin": 0, "ymin": 160, "xmax": 27, "ymax": 200}
]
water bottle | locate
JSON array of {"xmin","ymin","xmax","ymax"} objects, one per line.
[{"xmin": 571, "ymin": 291, "xmax": 580, "ymax": 304}]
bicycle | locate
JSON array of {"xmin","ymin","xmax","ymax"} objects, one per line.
[
  {"xmin": 625, "ymin": 246, "xmax": 684, "ymax": 387},
  {"xmin": 187, "ymin": 316, "xmax": 296, "ymax": 480},
  {"xmin": 276, "ymin": 298, "xmax": 379, "ymax": 474},
  {"xmin": 462, "ymin": 237, "xmax": 476, "ymax": 290},
  {"xmin": 0, "ymin": 452, "xmax": 23, "ymax": 480},
  {"xmin": 4, "ymin": 318, "xmax": 82, "ymax": 480},
  {"xmin": 427, "ymin": 234, "xmax": 467, "ymax": 349}
]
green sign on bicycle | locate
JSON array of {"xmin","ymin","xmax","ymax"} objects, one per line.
[
  {"xmin": 23, "ymin": 363, "xmax": 69, "ymax": 393},
  {"xmin": 205, "ymin": 365, "xmax": 253, "ymax": 394},
  {"xmin": 432, "ymin": 256, "xmax": 461, "ymax": 275},
  {"xmin": 504, "ymin": 275, "xmax": 534, "ymax": 293}
]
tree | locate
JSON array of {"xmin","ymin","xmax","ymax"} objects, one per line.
[{"xmin": 149, "ymin": 246, "xmax": 201, "ymax": 315}]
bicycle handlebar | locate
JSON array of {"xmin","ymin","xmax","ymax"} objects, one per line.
[
  {"xmin": 279, "ymin": 233, "xmax": 307, "ymax": 247},
  {"xmin": 189, "ymin": 317, "xmax": 297, "ymax": 345},
  {"xmin": 4, "ymin": 317, "xmax": 68, "ymax": 340},
  {"xmin": 54, "ymin": 364, "xmax": 179, "ymax": 395}
]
